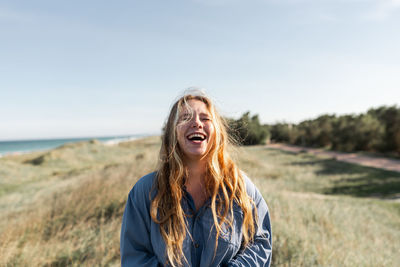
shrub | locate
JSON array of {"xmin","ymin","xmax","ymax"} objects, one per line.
[{"xmin": 227, "ymin": 112, "xmax": 270, "ymax": 145}]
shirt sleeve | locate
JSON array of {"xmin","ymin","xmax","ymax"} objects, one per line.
[
  {"xmin": 120, "ymin": 185, "xmax": 162, "ymax": 267},
  {"xmin": 227, "ymin": 183, "xmax": 272, "ymax": 267}
]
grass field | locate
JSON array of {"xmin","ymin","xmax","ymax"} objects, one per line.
[{"xmin": 1, "ymin": 136, "xmax": 399, "ymax": 266}]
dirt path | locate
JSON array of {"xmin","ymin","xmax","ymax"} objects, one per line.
[{"xmin": 266, "ymin": 143, "xmax": 400, "ymax": 173}]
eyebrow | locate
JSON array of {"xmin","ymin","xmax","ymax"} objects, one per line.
[{"xmin": 181, "ymin": 112, "xmax": 210, "ymax": 116}]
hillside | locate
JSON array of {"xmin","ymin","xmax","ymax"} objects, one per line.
[{"xmin": 0, "ymin": 136, "xmax": 399, "ymax": 266}]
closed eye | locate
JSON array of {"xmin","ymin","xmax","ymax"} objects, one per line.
[{"xmin": 180, "ymin": 114, "xmax": 191, "ymax": 121}]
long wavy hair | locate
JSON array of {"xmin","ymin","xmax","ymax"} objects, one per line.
[{"xmin": 150, "ymin": 91, "xmax": 256, "ymax": 267}]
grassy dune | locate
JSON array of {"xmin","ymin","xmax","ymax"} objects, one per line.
[{"xmin": 0, "ymin": 137, "xmax": 399, "ymax": 266}]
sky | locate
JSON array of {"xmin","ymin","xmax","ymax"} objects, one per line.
[{"xmin": 1, "ymin": 0, "xmax": 399, "ymax": 141}]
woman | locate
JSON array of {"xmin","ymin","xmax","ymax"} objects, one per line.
[{"xmin": 120, "ymin": 91, "xmax": 272, "ymax": 267}]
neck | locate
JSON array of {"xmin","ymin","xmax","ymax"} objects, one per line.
[
  {"xmin": 184, "ymin": 159, "xmax": 209, "ymax": 210},
  {"xmin": 184, "ymin": 159, "xmax": 207, "ymax": 185}
]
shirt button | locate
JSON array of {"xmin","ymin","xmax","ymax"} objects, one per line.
[{"xmin": 195, "ymin": 243, "xmax": 199, "ymax": 248}]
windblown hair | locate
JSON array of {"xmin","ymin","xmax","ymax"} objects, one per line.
[{"xmin": 150, "ymin": 92, "xmax": 256, "ymax": 267}]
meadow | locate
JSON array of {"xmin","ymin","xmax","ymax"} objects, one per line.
[{"xmin": 0, "ymin": 136, "xmax": 399, "ymax": 266}]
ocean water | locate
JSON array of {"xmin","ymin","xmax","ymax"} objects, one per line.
[{"xmin": 0, "ymin": 135, "xmax": 146, "ymax": 156}]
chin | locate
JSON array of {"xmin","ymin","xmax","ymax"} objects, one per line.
[
  {"xmin": 188, "ymin": 151, "xmax": 207, "ymax": 158},
  {"xmin": 185, "ymin": 149, "xmax": 209, "ymax": 159}
]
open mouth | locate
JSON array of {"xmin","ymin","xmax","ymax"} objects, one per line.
[{"xmin": 187, "ymin": 133, "xmax": 206, "ymax": 143}]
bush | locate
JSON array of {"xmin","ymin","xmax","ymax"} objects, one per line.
[
  {"xmin": 268, "ymin": 105, "xmax": 400, "ymax": 156},
  {"xmin": 227, "ymin": 112, "xmax": 269, "ymax": 145}
]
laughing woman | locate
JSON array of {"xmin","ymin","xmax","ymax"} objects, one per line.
[{"xmin": 120, "ymin": 91, "xmax": 272, "ymax": 267}]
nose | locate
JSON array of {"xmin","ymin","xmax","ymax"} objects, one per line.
[{"xmin": 191, "ymin": 115, "xmax": 203, "ymax": 128}]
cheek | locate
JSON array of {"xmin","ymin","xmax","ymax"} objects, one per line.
[
  {"xmin": 207, "ymin": 124, "xmax": 215, "ymax": 139},
  {"xmin": 176, "ymin": 125, "xmax": 186, "ymax": 143}
]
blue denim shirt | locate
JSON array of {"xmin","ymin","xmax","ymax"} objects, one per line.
[{"xmin": 120, "ymin": 172, "xmax": 272, "ymax": 267}]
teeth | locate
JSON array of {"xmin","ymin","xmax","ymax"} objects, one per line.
[{"xmin": 188, "ymin": 133, "xmax": 206, "ymax": 140}]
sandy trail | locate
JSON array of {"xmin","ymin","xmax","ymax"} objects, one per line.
[{"xmin": 266, "ymin": 143, "xmax": 400, "ymax": 173}]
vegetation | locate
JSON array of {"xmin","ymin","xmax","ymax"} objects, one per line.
[
  {"xmin": 268, "ymin": 105, "xmax": 400, "ymax": 156},
  {"xmin": 227, "ymin": 112, "xmax": 269, "ymax": 145},
  {"xmin": 1, "ymin": 137, "xmax": 399, "ymax": 266},
  {"xmin": 227, "ymin": 105, "xmax": 400, "ymax": 157}
]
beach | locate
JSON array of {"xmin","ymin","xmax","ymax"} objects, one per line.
[{"xmin": 0, "ymin": 135, "xmax": 147, "ymax": 157}]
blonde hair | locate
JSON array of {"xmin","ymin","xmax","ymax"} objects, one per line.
[{"xmin": 150, "ymin": 91, "xmax": 256, "ymax": 266}]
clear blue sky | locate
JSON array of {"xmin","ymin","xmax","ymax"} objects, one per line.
[{"xmin": 1, "ymin": 0, "xmax": 399, "ymax": 140}]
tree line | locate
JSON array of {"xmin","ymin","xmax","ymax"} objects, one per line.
[{"xmin": 227, "ymin": 105, "xmax": 400, "ymax": 156}]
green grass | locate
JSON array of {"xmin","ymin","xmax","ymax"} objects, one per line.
[
  {"xmin": 0, "ymin": 137, "xmax": 399, "ymax": 266},
  {"xmin": 238, "ymin": 146, "xmax": 400, "ymax": 266}
]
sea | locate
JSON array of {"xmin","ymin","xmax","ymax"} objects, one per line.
[{"xmin": 0, "ymin": 134, "xmax": 148, "ymax": 157}]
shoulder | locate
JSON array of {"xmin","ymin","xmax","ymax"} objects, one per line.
[
  {"xmin": 241, "ymin": 171, "xmax": 263, "ymax": 204},
  {"xmin": 132, "ymin": 171, "xmax": 157, "ymax": 191},
  {"xmin": 240, "ymin": 172, "xmax": 271, "ymax": 223},
  {"xmin": 128, "ymin": 171, "xmax": 158, "ymax": 202}
]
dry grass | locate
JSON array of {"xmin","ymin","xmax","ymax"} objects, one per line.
[
  {"xmin": 0, "ymin": 137, "xmax": 159, "ymax": 266},
  {"xmin": 0, "ymin": 137, "xmax": 399, "ymax": 266},
  {"xmin": 237, "ymin": 146, "xmax": 400, "ymax": 267}
]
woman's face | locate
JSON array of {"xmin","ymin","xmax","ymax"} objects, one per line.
[{"xmin": 176, "ymin": 99, "xmax": 215, "ymax": 162}]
